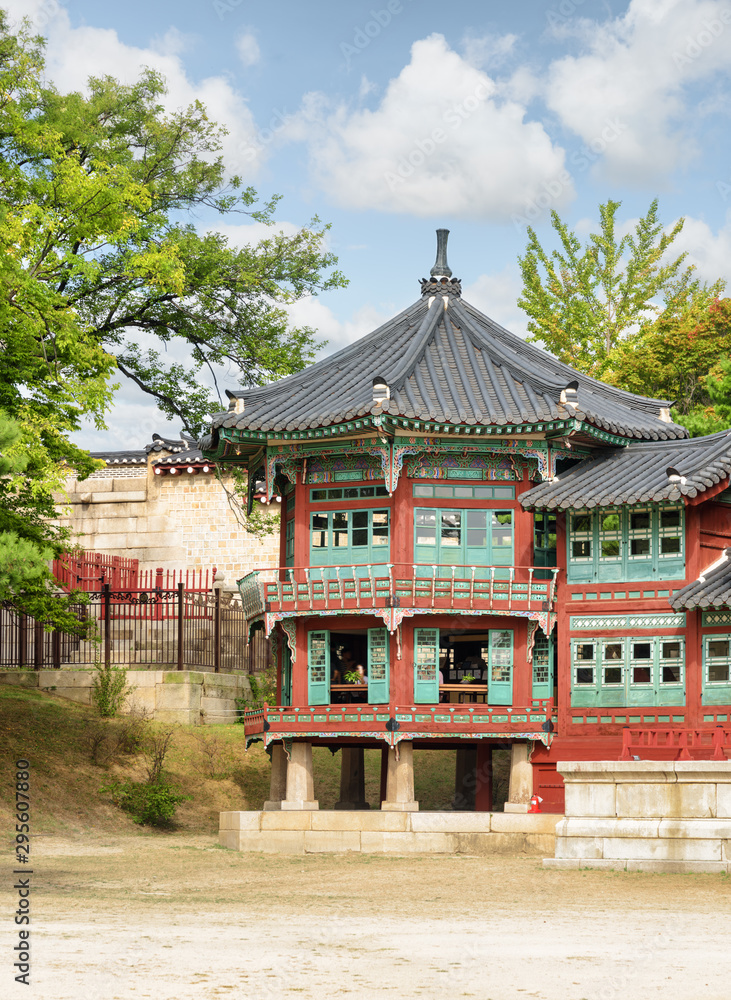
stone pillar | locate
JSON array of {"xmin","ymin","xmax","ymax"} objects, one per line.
[
  {"xmin": 335, "ymin": 747, "xmax": 370, "ymax": 809},
  {"xmin": 281, "ymin": 741, "xmax": 319, "ymax": 810},
  {"xmin": 381, "ymin": 741, "xmax": 419, "ymax": 812},
  {"xmin": 263, "ymin": 743, "xmax": 288, "ymax": 811},
  {"xmin": 504, "ymin": 742, "xmax": 533, "ymax": 813},
  {"xmin": 453, "ymin": 746, "xmax": 477, "ymax": 810}
]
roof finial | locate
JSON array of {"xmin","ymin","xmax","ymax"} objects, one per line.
[{"xmin": 430, "ymin": 228, "xmax": 452, "ymax": 278}]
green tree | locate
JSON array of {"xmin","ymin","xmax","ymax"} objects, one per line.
[
  {"xmin": 676, "ymin": 358, "xmax": 731, "ymax": 437},
  {"xmin": 0, "ymin": 14, "xmax": 344, "ymax": 615},
  {"xmin": 1, "ymin": 15, "xmax": 345, "ymax": 443},
  {"xmin": 0, "ymin": 409, "xmax": 86, "ymax": 629},
  {"xmin": 517, "ymin": 199, "xmax": 694, "ymax": 379},
  {"xmin": 601, "ymin": 286, "xmax": 731, "ymax": 432}
]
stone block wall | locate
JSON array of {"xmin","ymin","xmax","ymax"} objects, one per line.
[
  {"xmin": 546, "ymin": 760, "xmax": 731, "ymax": 873},
  {"xmin": 219, "ymin": 809, "xmax": 561, "ymax": 855},
  {"xmin": 56, "ymin": 458, "xmax": 280, "ymax": 577},
  {"xmin": 0, "ymin": 669, "xmax": 251, "ymax": 726}
]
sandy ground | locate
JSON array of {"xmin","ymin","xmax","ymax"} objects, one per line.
[{"xmin": 6, "ymin": 832, "xmax": 731, "ymax": 1000}]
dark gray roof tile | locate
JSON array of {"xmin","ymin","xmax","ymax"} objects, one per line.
[
  {"xmin": 671, "ymin": 550, "xmax": 731, "ymax": 609},
  {"xmin": 210, "ymin": 286, "xmax": 688, "ymax": 440},
  {"xmin": 521, "ymin": 429, "xmax": 731, "ymax": 510}
]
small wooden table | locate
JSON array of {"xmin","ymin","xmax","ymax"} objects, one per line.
[
  {"xmin": 330, "ymin": 683, "xmax": 368, "ymax": 703},
  {"xmin": 439, "ymin": 684, "xmax": 487, "ymax": 704}
]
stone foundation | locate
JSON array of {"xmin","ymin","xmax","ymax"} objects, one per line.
[
  {"xmin": 545, "ymin": 761, "xmax": 731, "ymax": 873},
  {"xmin": 219, "ymin": 810, "xmax": 561, "ymax": 855},
  {"xmin": 0, "ymin": 668, "xmax": 250, "ymax": 725}
]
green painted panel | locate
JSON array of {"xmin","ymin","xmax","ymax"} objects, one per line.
[
  {"xmin": 531, "ymin": 628, "xmax": 553, "ymax": 701},
  {"xmin": 414, "ymin": 506, "xmax": 514, "ymax": 572},
  {"xmin": 310, "ymin": 507, "xmax": 390, "ymax": 575},
  {"xmin": 487, "ymin": 629, "xmax": 513, "ymax": 705},
  {"xmin": 414, "ymin": 628, "xmax": 440, "ymax": 704},
  {"xmin": 307, "ymin": 630, "xmax": 330, "ymax": 706},
  {"xmin": 567, "ymin": 505, "xmax": 685, "ymax": 584},
  {"xmin": 368, "ymin": 627, "xmax": 390, "ymax": 705}
]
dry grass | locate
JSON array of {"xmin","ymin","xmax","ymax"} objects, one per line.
[{"xmin": 0, "ymin": 685, "xmax": 506, "ymax": 836}]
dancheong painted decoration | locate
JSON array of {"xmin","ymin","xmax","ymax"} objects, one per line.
[{"xmin": 202, "ymin": 230, "xmax": 731, "ymax": 813}]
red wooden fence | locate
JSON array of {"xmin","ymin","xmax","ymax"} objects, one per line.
[
  {"xmin": 53, "ymin": 551, "xmax": 214, "ymax": 598},
  {"xmin": 53, "ymin": 551, "xmax": 139, "ymax": 592}
]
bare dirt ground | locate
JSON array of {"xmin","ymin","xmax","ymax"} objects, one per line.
[{"xmin": 8, "ymin": 831, "xmax": 731, "ymax": 1000}]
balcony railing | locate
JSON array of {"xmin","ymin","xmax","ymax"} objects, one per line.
[
  {"xmin": 239, "ymin": 563, "xmax": 559, "ymax": 621},
  {"xmin": 242, "ymin": 698, "xmax": 556, "ymax": 747}
]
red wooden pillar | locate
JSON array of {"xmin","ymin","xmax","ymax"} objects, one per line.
[
  {"xmin": 684, "ymin": 505, "xmax": 702, "ymax": 730},
  {"xmin": 278, "ymin": 496, "xmax": 288, "ymax": 568},
  {"xmin": 293, "ymin": 477, "xmax": 309, "ymax": 571},
  {"xmin": 685, "ymin": 608, "xmax": 701, "ymax": 729},
  {"xmin": 274, "ymin": 623, "xmax": 283, "ymax": 706},
  {"xmin": 390, "ymin": 471, "xmax": 412, "ymax": 570},
  {"xmin": 393, "ymin": 622, "xmax": 414, "ymax": 706},
  {"xmin": 513, "ymin": 469, "xmax": 534, "ymax": 567},
  {"xmin": 554, "ymin": 512, "xmax": 570, "ymax": 734},
  {"xmin": 475, "ymin": 743, "xmax": 493, "ymax": 811},
  {"xmin": 512, "ymin": 620, "xmax": 532, "ymax": 707},
  {"xmin": 686, "ymin": 504, "xmax": 702, "ymax": 583}
]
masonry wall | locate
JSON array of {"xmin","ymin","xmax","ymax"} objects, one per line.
[{"xmin": 57, "ymin": 459, "xmax": 280, "ymax": 578}]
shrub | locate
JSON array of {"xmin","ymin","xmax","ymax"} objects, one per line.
[
  {"xmin": 191, "ymin": 730, "xmax": 234, "ymax": 779},
  {"xmin": 102, "ymin": 779, "xmax": 189, "ymax": 827},
  {"xmin": 91, "ymin": 662, "xmax": 133, "ymax": 718},
  {"xmin": 236, "ymin": 661, "xmax": 277, "ymax": 719},
  {"xmin": 142, "ymin": 726, "xmax": 176, "ymax": 784},
  {"xmin": 85, "ymin": 710, "xmax": 149, "ymax": 767}
]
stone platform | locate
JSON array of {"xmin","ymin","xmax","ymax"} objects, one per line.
[
  {"xmin": 219, "ymin": 810, "xmax": 561, "ymax": 855},
  {"xmin": 545, "ymin": 761, "xmax": 731, "ymax": 874}
]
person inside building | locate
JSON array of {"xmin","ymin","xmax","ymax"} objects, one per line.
[{"xmin": 340, "ymin": 648, "xmax": 367, "ymax": 684}]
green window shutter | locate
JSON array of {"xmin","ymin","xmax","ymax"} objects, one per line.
[
  {"xmin": 281, "ymin": 642, "xmax": 292, "ymax": 706},
  {"xmin": 598, "ymin": 639, "xmax": 626, "ymax": 708},
  {"xmin": 571, "ymin": 639, "xmax": 599, "ymax": 707},
  {"xmin": 307, "ymin": 630, "xmax": 330, "ymax": 706},
  {"xmin": 531, "ymin": 629, "xmax": 553, "ymax": 701},
  {"xmin": 487, "ymin": 629, "xmax": 513, "ymax": 705},
  {"xmin": 655, "ymin": 637, "xmax": 684, "ymax": 706},
  {"xmin": 703, "ymin": 634, "xmax": 731, "ymax": 706},
  {"xmin": 368, "ymin": 628, "xmax": 390, "ymax": 705},
  {"xmin": 414, "ymin": 628, "xmax": 440, "ymax": 704}
]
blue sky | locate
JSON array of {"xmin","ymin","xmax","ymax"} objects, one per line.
[{"xmin": 6, "ymin": 0, "xmax": 731, "ymax": 449}]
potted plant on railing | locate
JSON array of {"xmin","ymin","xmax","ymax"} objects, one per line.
[
  {"xmin": 461, "ymin": 673, "xmax": 475, "ymax": 685},
  {"xmin": 343, "ymin": 669, "xmax": 366, "ymax": 686}
]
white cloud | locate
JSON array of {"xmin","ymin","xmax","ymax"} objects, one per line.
[
  {"xmin": 207, "ymin": 219, "xmax": 301, "ymax": 249},
  {"xmin": 462, "ymin": 266, "xmax": 528, "ymax": 339},
  {"xmin": 286, "ymin": 298, "xmax": 394, "ymax": 358},
  {"xmin": 235, "ymin": 30, "xmax": 260, "ymax": 68},
  {"xmin": 292, "ymin": 33, "xmax": 573, "ymax": 221},
  {"xmin": 461, "ymin": 32, "xmax": 518, "ymax": 70},
  {"xmin": 545, "ymin": 0, "xmax": 731, "ymax": 184},
  {"xmin": 670, "ymin": 212, "xmax": 731, "ymax": 286},
  {"xmin": 27, "ymin": 10, "xmax": 266, "ymax": 178},
  {"xmin": 2, "ymin": 0, "xmax": 60, "ymax": 32}
]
